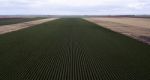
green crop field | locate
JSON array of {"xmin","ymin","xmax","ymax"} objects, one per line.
[
  {"xmin": 0, "ymin": 18, "xmax": 150, "ymax": 80},
  {"xmin": 0, "ymin": 18, "xmax": 44, "ymax": 26}
]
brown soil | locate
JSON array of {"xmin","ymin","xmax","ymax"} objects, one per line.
[
  {"xmin": 85, "ymin": 18, "xmax": 150, "ymax": 45},
  {"xmin": 0, "ymin": 18, "xmax": 57, "ymax": 34}
]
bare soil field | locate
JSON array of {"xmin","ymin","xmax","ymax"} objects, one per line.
[
  {"xmin": 0, "ymin": 18, "xmax": 57, "ymax": 34},
  {"xmin": 85, "ymin": 17, "xmax": 150, "ymax": 45},
  {"xmin": 0, "ymin": 18, "xmax": 46, "ymax": 26},
  {"xmin": 89, "ymin": 17, "xmax": 150, "ymax": 29}
]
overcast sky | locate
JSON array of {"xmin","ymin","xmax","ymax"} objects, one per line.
[{"xmin": 0, "ymin": 0, "xmax": 150, "ymax": 15}]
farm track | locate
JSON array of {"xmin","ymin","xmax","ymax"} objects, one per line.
[{"xmin": 0, "ymin": 18, "xmax": 150, "ymax": 80}]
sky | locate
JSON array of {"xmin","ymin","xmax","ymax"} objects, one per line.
[{"xmin": 0, "ymin": 0, "xmax": 150, "ymax": 15}]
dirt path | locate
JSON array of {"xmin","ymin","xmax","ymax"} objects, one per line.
[
  {"xmin": 0, "ymin": 18, "xmax": 57, "ymax": 35},
  {"xmin": 85, "ymin": 18, "xmax": 150, "ymax": 45}
]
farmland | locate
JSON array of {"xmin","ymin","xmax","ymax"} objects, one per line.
[
  {"xmin": 85, "ymin": 17, "xmax": 150, "ymax": 45},
  {"xmin": 0, "ymin": 18, "xmax": 45, "ymax": 26},
  {"xmin": 0, "ymin": 18, "xmax": 56, "ymax": 34},
  {"xmin": 0, "ymin": 18, "xmax": 150, "ymax": 80}
]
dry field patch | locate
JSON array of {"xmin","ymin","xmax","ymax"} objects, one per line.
[
  {"xmin": 85, "ymin": 17, "xmax": 150, "ymax": 45},
  {"xmin": 0, "ymin": 18, "xmax": 57, "ymax": 34},
  {"xmin": 89, "ymin": 17, "xmax": 150, "ymax": 29}
]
